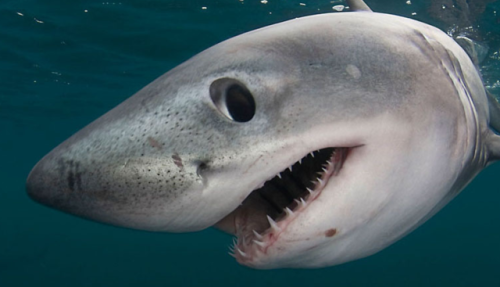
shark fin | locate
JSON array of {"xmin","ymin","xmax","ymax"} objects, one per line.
[
  {"xmin": 487, "ymin": 90, "xmax": 500, "ymax": 162},
  {"xmin": 346, "ymin": 0, "xmax": 373, "ymax": 12},
  {"xmin": 487, "ymin": 90, "xmax": 500, "ymax": 133},
  {"xmin": 487, "ymin": 131, "xmax": 500, "ymax": 162}
]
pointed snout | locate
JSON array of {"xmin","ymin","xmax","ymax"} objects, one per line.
[
  {"xmin": 26, "ymin": 146, "xmax": 100, "ymax": 219},
  {"xmin": 26, "ymin": 153, "xmax": 63, "ymax": 208},
  {"xmin": 24, "ymin": 61, "xmax": 237, "ymax": 232},
  {"xmin": 24, "ymin": 124, "xmax": 212, "ymax": 231}
]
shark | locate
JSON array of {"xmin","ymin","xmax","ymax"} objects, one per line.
[{"xmin": 26, "ymin": 0, "xmax": 500, "ymax": 269}]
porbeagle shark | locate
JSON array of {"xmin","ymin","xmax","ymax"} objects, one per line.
[{"xmin": 26, "ymin": 0, "xmax": 500, "ymax": 269}]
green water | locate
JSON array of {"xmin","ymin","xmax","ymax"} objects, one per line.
[{"xmin": 1, "ymin": 0, "xmax": 499, "ymax": 286}]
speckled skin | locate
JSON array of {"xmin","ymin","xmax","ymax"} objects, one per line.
[{"xmin": 27, "ymin": 11, "xmax": 500, "ymax": 268}]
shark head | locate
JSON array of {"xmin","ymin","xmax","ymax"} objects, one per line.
[{"xmin": 26, "ymin": 11, "xmax": 499, "ymax": 269}]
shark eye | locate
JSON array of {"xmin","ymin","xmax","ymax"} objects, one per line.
[{"xmin": 210, "ymin": 78, "xmax": 256, "ymax": 122}]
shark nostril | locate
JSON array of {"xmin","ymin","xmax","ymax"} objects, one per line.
[{"xmin": 196, "ymin": 162, "xmax": 208, "ymax": 177}]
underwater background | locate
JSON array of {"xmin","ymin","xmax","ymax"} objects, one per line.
[{"xmin": 1, "ymin": 0, "xmax": 499, "ymax": 286}]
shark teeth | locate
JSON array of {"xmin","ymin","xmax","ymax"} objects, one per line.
[
  {"xmin": 317, "ymin": 178, "xmax": 324, "ymax": 186},
  {"xmin": 300, "ymin": 197, "xmax": 307, "ymax": 206},
  {"xmin": 237, "ymin": 247, "xmax": 248, "ymax": 257},
  {"xmin": 252, "ymin": 230, "xmax": 263, "ymax": 240},
  {"xmin": 267, "ymin": 215, "xmax": 281, "ymax": 232},
  {"xmin": 252, "ymin": 239, "xmax": 266, "ymax": 248},
  {"xmin": 229, "ymin": 147, "xmax": 348, "ymax": 261},
  {"xmin": 294, "ymin": 197, "xmax": 307, "ymax": 207}
]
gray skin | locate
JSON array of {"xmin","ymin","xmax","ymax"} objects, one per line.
[{"xmin": 26, "ymin": 1, "xmax": 500, "ymax": 269}]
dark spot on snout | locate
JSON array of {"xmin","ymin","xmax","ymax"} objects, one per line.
[
  {"xmin": 58, "ymin": 159, "xmax": 83, "ymax": 192},
  {"xmin": 172, "ymin": 154, "xmax": 183, "ymax": 170},
  {"xmin": 325, "ymin": 229, "xmax": 337, "ymax": 238}
]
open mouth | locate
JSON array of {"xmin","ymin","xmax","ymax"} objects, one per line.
[{"xmin": 228, "ymin": 147, "xmax": 349, "ymax": 263}]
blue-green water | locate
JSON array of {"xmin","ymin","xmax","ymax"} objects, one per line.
[{"xmin": 1, "ymin": 0, "xmax": 499, "ymax": 286}]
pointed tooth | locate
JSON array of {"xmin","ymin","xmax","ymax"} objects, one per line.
[
  {"xmin": 317, "ymin": 178, "xmax": 324, "ymax": 185},
  {"xmin": 237, "ymin": 247, "xmax": 248, "ymax": 257},
  {"xmin": 277, "ymin": 173, "xmax": 282, "ymax": 179},
  {"xmin": 253, "ymin": 240, "xmax": 266, "ymax": 247},
  {"xmin": 232, "ymin": 237, "xmax": 238, "ymax": 246},
  {"xmin": 285, "ymin": 207, "xmax": 294, "ymax": 216},
  {"xmin": 310, "ymin": 152, "xmax": 315, "ymax": 158},
  {"xmin": 300, "ymin": 198, "xmax": 307, "ymax": 206},
  {"xmin": 228, "ymin": 252, "xmax": 236, "ymax": 258},
  {"xmin": 299, "ymin": 158, "xmax": 302, "ymax": 164},
  {"xmin": 288, "ymin": 165, "xmax": 293, "ymax": 172},
  {"xmin": 307, "ymin": 187, "xmax": 314, "ymax": 194},
  {"xmin": 327, "ymin": 160, "xmax": 333, "ymax": 166},
  {"xmin": 322, "ymin": 167, "xmax": 328, "ymax": 173},
  {"xmin": 267, "ymin": 215, "xmax": 281, "ymax": 232},
  {"xmin": 252, "ymin": 230, "xmax": 263, "ymax": 240}
]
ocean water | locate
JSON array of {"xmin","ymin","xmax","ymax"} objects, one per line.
[{"xmin": 1, "ymin": 0, "xmax": 499, "ymax": 286}]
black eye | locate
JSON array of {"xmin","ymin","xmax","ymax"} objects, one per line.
[{"xmin": 210, "ymin": 78, "xmax": 256, "ymax": 122}]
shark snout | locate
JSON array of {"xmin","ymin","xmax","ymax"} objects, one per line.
[
  {"xmin": 26, "ymin": 153, "xmax": 66, "ymax": 208},
  {"xmin": 25, "ymin": 131, "xmax": 217, "ymax": 231},
  {"xmin": 26, "ymin": 156, "xmax": 53, "ymax": 206},
  {"xmin": 26, "ymin": 147, "xmax": 98, "ymax": 217}
]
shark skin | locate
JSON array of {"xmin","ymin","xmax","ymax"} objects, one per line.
[{"xmin": 26, "ymin": 1, "xmax": 500, "ymax": 269}]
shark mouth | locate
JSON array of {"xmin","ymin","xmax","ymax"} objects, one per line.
[{"xmin": 228, "ymin": 147, "xmax": 349, "ymax": 263}]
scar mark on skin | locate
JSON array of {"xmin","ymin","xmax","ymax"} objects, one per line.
[
  {"xmin": 346, "ymin": 64, "xmax": 361, "ymax": 79},
  {"xmin": 148, "ymin": 137, "xmax": 162, "ymax": 150},
  {"xmin": 172, "ymin": 153, "xmax": 184, "ymax": 170},
  {"xmin": 243, "ymin": 155, "xmax": 264, "ymax": 174},
  {"xmin": 325, "ymin": 229, "xmax": 337, "ymax": 237}
]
